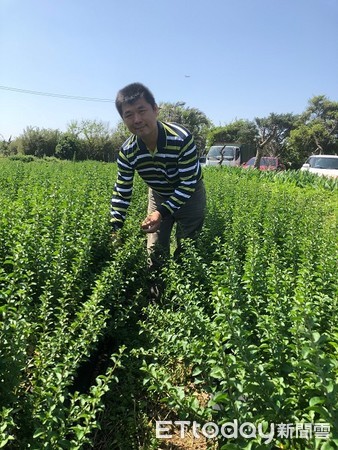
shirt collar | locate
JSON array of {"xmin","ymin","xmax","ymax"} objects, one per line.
[{"xmin": 136, "ymin": 121, "xmax": 166, "ymax": 152}]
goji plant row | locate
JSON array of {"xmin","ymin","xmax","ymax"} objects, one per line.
[{"xmin": 0, "ymin": 159, "xmax": 337, "ymax": 449}]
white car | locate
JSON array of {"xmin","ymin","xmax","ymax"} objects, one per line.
[{"xmin": 300, "ymin": 155, "xmax": 338, "ymax": 179}]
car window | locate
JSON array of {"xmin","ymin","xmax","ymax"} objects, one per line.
[
  {"xmin": 309, "ymin": 157, "xmax": 338, "ymax": 169},
  {"xmin": 208, "ymin": 146, "xmax": 223, "ymax": 157},
  {"xmin": 261, "ymin": 158, "xmax": 277, "ymax": 166},
  {"xmin": 208, "ymin": 146, "xmax": 235, "ymax": 158},
  {"xmin": 247, "ymin": 157, "xmax": 277, "ymax": 166},
  {"xmin": 246, "ymin": 157, "xmax": 255, "ymax": 165}
]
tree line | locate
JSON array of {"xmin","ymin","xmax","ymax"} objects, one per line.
[{"xmin": 1, "ymin": 95, "xmax": 337, "ymax": 168}]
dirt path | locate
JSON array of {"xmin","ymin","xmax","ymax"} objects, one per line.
[{"xmin": 157, "ymin": 426, "xmax": 217, "ymax": 450}]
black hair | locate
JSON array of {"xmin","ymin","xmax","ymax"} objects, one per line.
[{"xmin": 115, "ymin": 82, "xmax": 156, "ymax": 117}]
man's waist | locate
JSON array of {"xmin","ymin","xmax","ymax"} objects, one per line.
[{"xmin": 150, "ymin": 178, "xmax": 204, "ymax": 197}]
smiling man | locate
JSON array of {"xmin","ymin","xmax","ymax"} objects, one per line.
[{"xmin": 111, "ymin": 82, "xmax": 206, "ymax": 270}]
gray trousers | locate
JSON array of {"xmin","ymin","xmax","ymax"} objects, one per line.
[{"xmin": 147, "ymin": 179, "xmax": 206, "ymax": 266}]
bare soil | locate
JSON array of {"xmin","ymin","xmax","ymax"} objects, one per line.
[
  {"xmin": 158, "ymin": 428, "xmax": 217, "ymax": 450},
  {"xmin": 155, "ymin": 390, "xmax": 218, "ymax": 450}
]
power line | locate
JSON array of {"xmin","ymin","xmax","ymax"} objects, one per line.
[{"xmin": 0, "ymin": 85, "xmax": 115, "ymax": 103}]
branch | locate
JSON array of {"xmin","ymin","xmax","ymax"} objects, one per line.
[
  {"xmin": 258, "ymin": 125, "xmax": 277, "ymax": 149},
  {"xmin": 314, "ymin": 136, "xmax": 324, "ymax": 154},
  {"xmin": 328, "ymin": 120, "xmax": 338, "ymax": 137}
]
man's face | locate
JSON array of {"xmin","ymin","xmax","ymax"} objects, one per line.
[{"xmin": 121, "ymin": 97, "xmax": 158, "ymax": 141}]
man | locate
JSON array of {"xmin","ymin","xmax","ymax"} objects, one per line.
[{"xmin": 111, "ymin": 82, "xmax": 206, "ymax": 267}]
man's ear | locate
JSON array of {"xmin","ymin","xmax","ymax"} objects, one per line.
[{"xmin": 154, "ymin": 103, "xmax": 159, "ymax": 116}]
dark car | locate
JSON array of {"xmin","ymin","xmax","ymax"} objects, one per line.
[{"xmin": 242, "ymin": 156, "xmax": 285, "ymax": 171}]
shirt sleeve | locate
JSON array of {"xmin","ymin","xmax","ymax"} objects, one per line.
[
  {"xmin": 110, "ymin": 150, "xmax": 134, "ymax": 230},
  {"xmin": 157, "ymin": 133, "xmax": 201, "ymax": 218}
]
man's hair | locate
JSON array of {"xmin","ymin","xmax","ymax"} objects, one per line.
[{"xmin": 115, "ymin": 82, "xmax": 156, "ymax": 117}]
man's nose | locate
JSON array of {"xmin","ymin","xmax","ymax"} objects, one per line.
[{"xmin": 133, "ymin": 113, "xmax": 142, "ymax": 123}]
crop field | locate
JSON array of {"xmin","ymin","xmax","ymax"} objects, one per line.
[{"xmin": 0, "ymin": 158, "xmax": 337, "ymax": 450}]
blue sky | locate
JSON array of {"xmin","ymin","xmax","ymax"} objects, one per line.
[{"xmin": 1, "ymin": 0, "xmax": 338, "ymax": 139}]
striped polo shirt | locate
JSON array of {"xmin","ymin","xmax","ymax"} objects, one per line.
[{"xmin": 110, "ymin": 120, "xmax": 203, "ymax": 230}]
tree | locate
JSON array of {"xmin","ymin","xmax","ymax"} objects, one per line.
[
  {"xmin": 0, "ymin": 135, "xmax": 12, "ymax": 156},
  {"xmin": 288, "ymin": 95, "xmax": 338, "ymax": 166},
  {"xmin": 207, "ymin": 119, "xmax": 258, "ymax": 148},
  {"xmin": 287, "ymin": 124, "xmax": 313, "ymax": 168},
  {"xmin": 55, "ymin": 133, "xmax": 81, "ymax": 160},
  {"xmin": 304, "ymin": 95, "xmax": 338, "ymax": 144},
  {"xmin": 158, "ymin": 102, "xmax": 212, "ymax": 155},
  {"xmin": 254, "ymin": 113, "xmax": 297, "ymax": 168},
  {"xmin": 19, "ymin": 127, "xmax": 61, "ymax": 157},
  {"xmin": 67, "ymin": 119, "xmax": 115, "ymax": 161}
]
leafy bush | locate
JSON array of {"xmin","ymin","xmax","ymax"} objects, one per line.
[{"xmin": 0, "ymin": 161, "xmax": 337, "ymax": 449}]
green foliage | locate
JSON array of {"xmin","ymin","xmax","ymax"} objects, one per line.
[
  {"xmin": 67, "ymin": 119, "xmax": 116, "ymax": 161},
  {"xmin": 8, "ymin": 154, "xmax": 37, "ymax": 162},
  {"xmin": 207, "ymin": 119, "xmax": 258, "ymax": 148},
  {"xmin": 158, "ymin": 101, "xmax": 212, "ymax": 154},
  {"xmin": 0, "ymin": 160, "xmax": 146, "ymax": 448},
  {"xmin": 18, "ymin": 126, "xmax": 61, "ymax": 157},
  {"xmin": 138, "ymin": 167, "xmax": 338, "ymax": 449},
  {"xmin": 2, "ymin": 94, "xmax": 337, "ymax": 167},
  {"xmin": 0, "ymin": 136, "xmax": 13, "ymax": 157},
  {"xmin": 254, "ymin": 112, "xmax": 298, "ymax": 167},
  {"xmin": 55, "ymin": 133, "xmax": 81, "ymax": 160},
  {"xmin": 0, "ymin": 160, "xmax": 337, "ymax": 449},
  {"xmin": 288, "ymin": 95, "xmax": 338, "ymax": 167},
  {"xmin": 110, "ymin": 121, "xmax": 130, "ymax": 160}
]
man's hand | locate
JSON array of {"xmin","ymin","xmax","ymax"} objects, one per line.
[
  {"xmin": 141, "ymin": 211, "xmax": 162, "ymax": 233},
  {"xmin": 111, "ymin": 231, "xmax": 122, "ymax": 249}
]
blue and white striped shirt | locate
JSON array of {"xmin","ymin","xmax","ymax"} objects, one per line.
[{"xmin": 110, "ymin": 121, "xmax": 203, "ymax": 230}]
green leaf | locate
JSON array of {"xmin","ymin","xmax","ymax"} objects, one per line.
[
  {"xmin": 33, "ymin": 429, "xmax": 46, "ymax": 439},
  {"xmin": 308, "ymin": 405, "xmax": 331, "ymax": 421},
  {"xmin": 210, "ymin": 392, "xmax": 228, "ymax": 404},
  {"xmin": 319, "ymin": 442, "xmax": 335, "ymax": 450},
  {"xmin": 192, "ymin": 367, "xmax": 202, "ymax": 376},
  {"xmin": 210, "ymin": 366, "xmax": 225, "ymax": 380},
  {"xmin": 309, "ymin": 396, "xmax": 325, "ymax": 407}
]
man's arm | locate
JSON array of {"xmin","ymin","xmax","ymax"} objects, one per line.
[{"xmin": 110, "ymin": 151, "xmax": 134, "ymax": 231}]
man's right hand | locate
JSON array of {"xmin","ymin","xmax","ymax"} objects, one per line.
[
  {"xmin": 141, "ymin": 211, "xmax": 162, "ymax": 233},
  {"xmin": 111, "ymin": 232, "xmax": 122, "ymax": 249}
]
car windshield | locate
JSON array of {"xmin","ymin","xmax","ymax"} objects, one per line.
[
  {"xmin": 308, "ymin": 157, "xmax": 338, "ymax": 169},
  {"xmin": 262, "ymin": 157, "xmax": 277, "ymax": 166},
  {"xmin": 246, "ymin": 157, "xmax": 277, "ymax": 166},
  {"xmin": 208, "ymin": 146, "xmax": 235, "ymax": 158}
]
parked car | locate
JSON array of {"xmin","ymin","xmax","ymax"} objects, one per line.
[
  {"xmin": 300, "ymin": 155, "xmax": 338, "ymax": 179},
  {"xmin": 242, "ymin": 156, "xmax": 285, "ymax": 171},
  {"xmin": 205, "ymin": 143, "xmax": 256, "ymax": 167}
]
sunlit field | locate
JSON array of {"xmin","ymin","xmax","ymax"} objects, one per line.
[{"xmin": 1, "ymin": 159, "xmax": 337, "ymax": 449}]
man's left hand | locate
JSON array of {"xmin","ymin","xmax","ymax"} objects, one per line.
[{"xmin": 141, "ymin": 211, "xmax": 162, "ymax": 233}]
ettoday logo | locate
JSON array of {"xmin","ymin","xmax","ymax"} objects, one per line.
[
  {"xmin": 156, "ymin": 420, "xmax": 331, "ymax": 444},
  {"xmin": 156, "ymin": 420, "xmax": 275, "ymax": 444}
]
